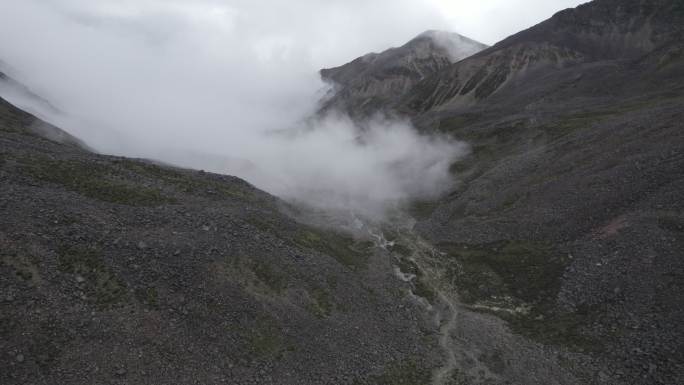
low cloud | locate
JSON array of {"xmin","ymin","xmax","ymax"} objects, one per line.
[
  {"xmin": 189, "ymin": 113, "xmax": 468, "ymax": 216},
  {"xmin": 0, "ymin": 0, "xmax": 472, "ymax": 217}
]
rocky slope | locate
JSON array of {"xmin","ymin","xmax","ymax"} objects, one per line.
[
  {"xmin": 2, "ymin": 0, "xmax": 683, "ymax": 384},
  {"xmin": 319, "ymin": 31, "xmax": 487, "ymax": 119},
  {"xmin": 322, "ymin": 0, "xmax": 684, "ymax": 384},
  {"xmin": 1, "ymin": 91, "xmax": 618, "ymax": 385},
  {"xmin": 0, "ymin": 96, "xmax": 446, "ymax": 384}
]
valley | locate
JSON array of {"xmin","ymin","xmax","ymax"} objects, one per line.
[{"xmin": 2, "ymin": 0, "xmax": 683, "ymax": 384}]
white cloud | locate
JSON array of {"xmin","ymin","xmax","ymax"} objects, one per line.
[
  {"xmin": 0, "ymin": 0, "xmax": 582, "ymax": 216},
  {"xmin": 427, "ymin": 0, "xmax": 587, "ymax": 44}
]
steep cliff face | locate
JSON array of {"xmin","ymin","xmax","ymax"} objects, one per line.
[{"xmin": 319, "ymin": 31, "xmax": 487, "ymax": 118}]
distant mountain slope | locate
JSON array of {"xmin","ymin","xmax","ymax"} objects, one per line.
[
  {"xmin": 319, "ymin": 30, "xmax": 487, "ymax": 118},
  {"xmin": 320, "ymin": 1, "xmax": 683, "ymax": 118},
  {"xmin": 402, "ymin": 0, "xmax": 684, "ymax": 112},
  {"xmin": 0, "ymin": 92, "xmax": 88, "ymax": 150},
  {"xmin": 0, "ymin": 68, "xmax": 62, "ymax": 115},
  {"xmin": 489, "ymin": 0, "xmax": 684, "ymax": 60},
  {"xmin": 0, "ymin": 70, "xmax": 91, "ymax": 150}
]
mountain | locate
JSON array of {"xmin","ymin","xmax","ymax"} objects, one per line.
[
  {"xmin": 319, "ymin": 30, "xmax": 487, "ymax": 118},
  {"xmin": 0, "ymin": 70, "xmax": 89, "ymax": 150},
  {"xmin": 320, "ymin": 0, "xmax": 683, "ymax": 115},
  {"xmin": 0, "ymin": 96, "xmax": 446, "ymax": 384},
  {"xmin": 321, "ymin": 1, "xmax": 684, "ymax": 384},
  {"xmin": 2, "ymin": 0, "xmax": 684, "ymax": 384},
  {"xmin": 401, "ymin": 0, "xmax": 684, "ymax": 112},
  {"xmin": 2, "ymin": 93, "xmax": 607, "ymax": 385}
]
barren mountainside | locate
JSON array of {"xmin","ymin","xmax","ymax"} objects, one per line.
[
  {"xmin": 324, "ymin": 0, "xmax": 684, "ymax": 383},
  {"xmin": 398, "ymin": 0, "xmax": 684, "ymax": 112},
  {"xmin": 0, "ymin": 95, "xmax": 444, "ymax": 384},
  {"xmin": 2, "ymin": 0, "xmax": 684, "ymax": 384}
]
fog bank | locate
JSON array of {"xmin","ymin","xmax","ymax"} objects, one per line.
[{"xmin": 0, "ymin": 1, "xmax": 476, "ymax": 215}]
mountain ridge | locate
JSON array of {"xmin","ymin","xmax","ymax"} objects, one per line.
[
  {"xmin": 400, "ymin": 0, "xmax": 684, "ymax": 113},
  {"xmin": 319, "ymin": 30, "xmax": 488, "ymax": 118},
  {"xmin": 317, "ymin": 0, "xmax": 683, "ymax": 116}
]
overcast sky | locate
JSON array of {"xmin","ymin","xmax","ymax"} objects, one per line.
[
  {"xmin": 0, "ymin": 0, "xmax": 587, "ymax": 70},
  {"xmin": 0, "ymin": 0, "xmax": 587, "ymax": 215}
]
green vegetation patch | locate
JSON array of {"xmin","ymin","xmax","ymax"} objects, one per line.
[
  {"xmin": 293, "ymin": 229, "xmax": 373, "ymax": 270},
  {"xmin": 412, "ymin": 278, "xmax": 438, "ymax": 303},
  {"xmin": 21, "ymin": 157, "xmax": 173, "ymax": 206},
  {"xmin": 441, "ymin": 240, "xmax": 568, "ymax": 305},
  {"xmin": 388, "ymin": 242, "xmax": 412, "ymax": 258},
  {"xmin": 214, "ymin": 255, "xmax": 290, "ymax": 297},
  {"xmin": 134, "ymin": 286, "xmax": 160, "ymax": 309},
  {"xmin": 545, "ymin": 113, "xmax": 608, "ymax": 138},
  {"xmin": 545, "ymin": 97, "xmax": 682, "ymax": 139},
  {"xmin": 119, "ymin": 160, "xmax": 262, "ymax": 203},
  {"xmin": 0, "ymin": 112, "xmax": 23, "ymax": 133},
  {"xmin": 360, "ymin": 359, "xmax": 432, "ymax": 385},
  {"xmin": 245, "ymin": 316, "xmax": 285, "ymax": 358},
  {"xmin": 672, "ymin": 0, "xmax": 684, "ymax": 17},
  {"xmin": 306, "ymin": 286, "xmax": 334, "ymax": 318},
  {"xmin": 57, "ymin": 245, "xmax": 127, "ymax": 307},
  {"xmin": 250, "ymin": 331, "xmax": 282, "ymax": 358},
  {"xmin": 405, "ymin": 200, "xmax": 440, "ymax": 221},
  {"xmin": 508, "ymin": 304, "xmax": 602, "ymax": 352},
  {"xmin": 2, "ymin": 253, "xmax": 42, "ymax": 285},
  {"xmin": 658, "ymin": 214, "xmax": 684, "ymax": 233},
  {"xmin": 435, "ymin": 113, "xmax": 483, "ymax": 135},
  {"xmin": 252, "ymin": 261, "xmax": 287, "ymax": 293},
  {"xmin": 441, "ymin": 241, "xmax": 602, "ymax": 351}
]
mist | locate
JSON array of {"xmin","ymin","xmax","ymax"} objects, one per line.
[{"xmin": 0, "ymin": 0, "xmax": 579, "ymax": 216}]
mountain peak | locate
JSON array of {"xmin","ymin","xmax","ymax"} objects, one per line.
[
  {"xmin": 408, "ymin": 30, "xmax": 489, "ymax": 62},
  {"xmin": 319, "ymin": 30, "xmax": 487, "ymax": 117}
]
